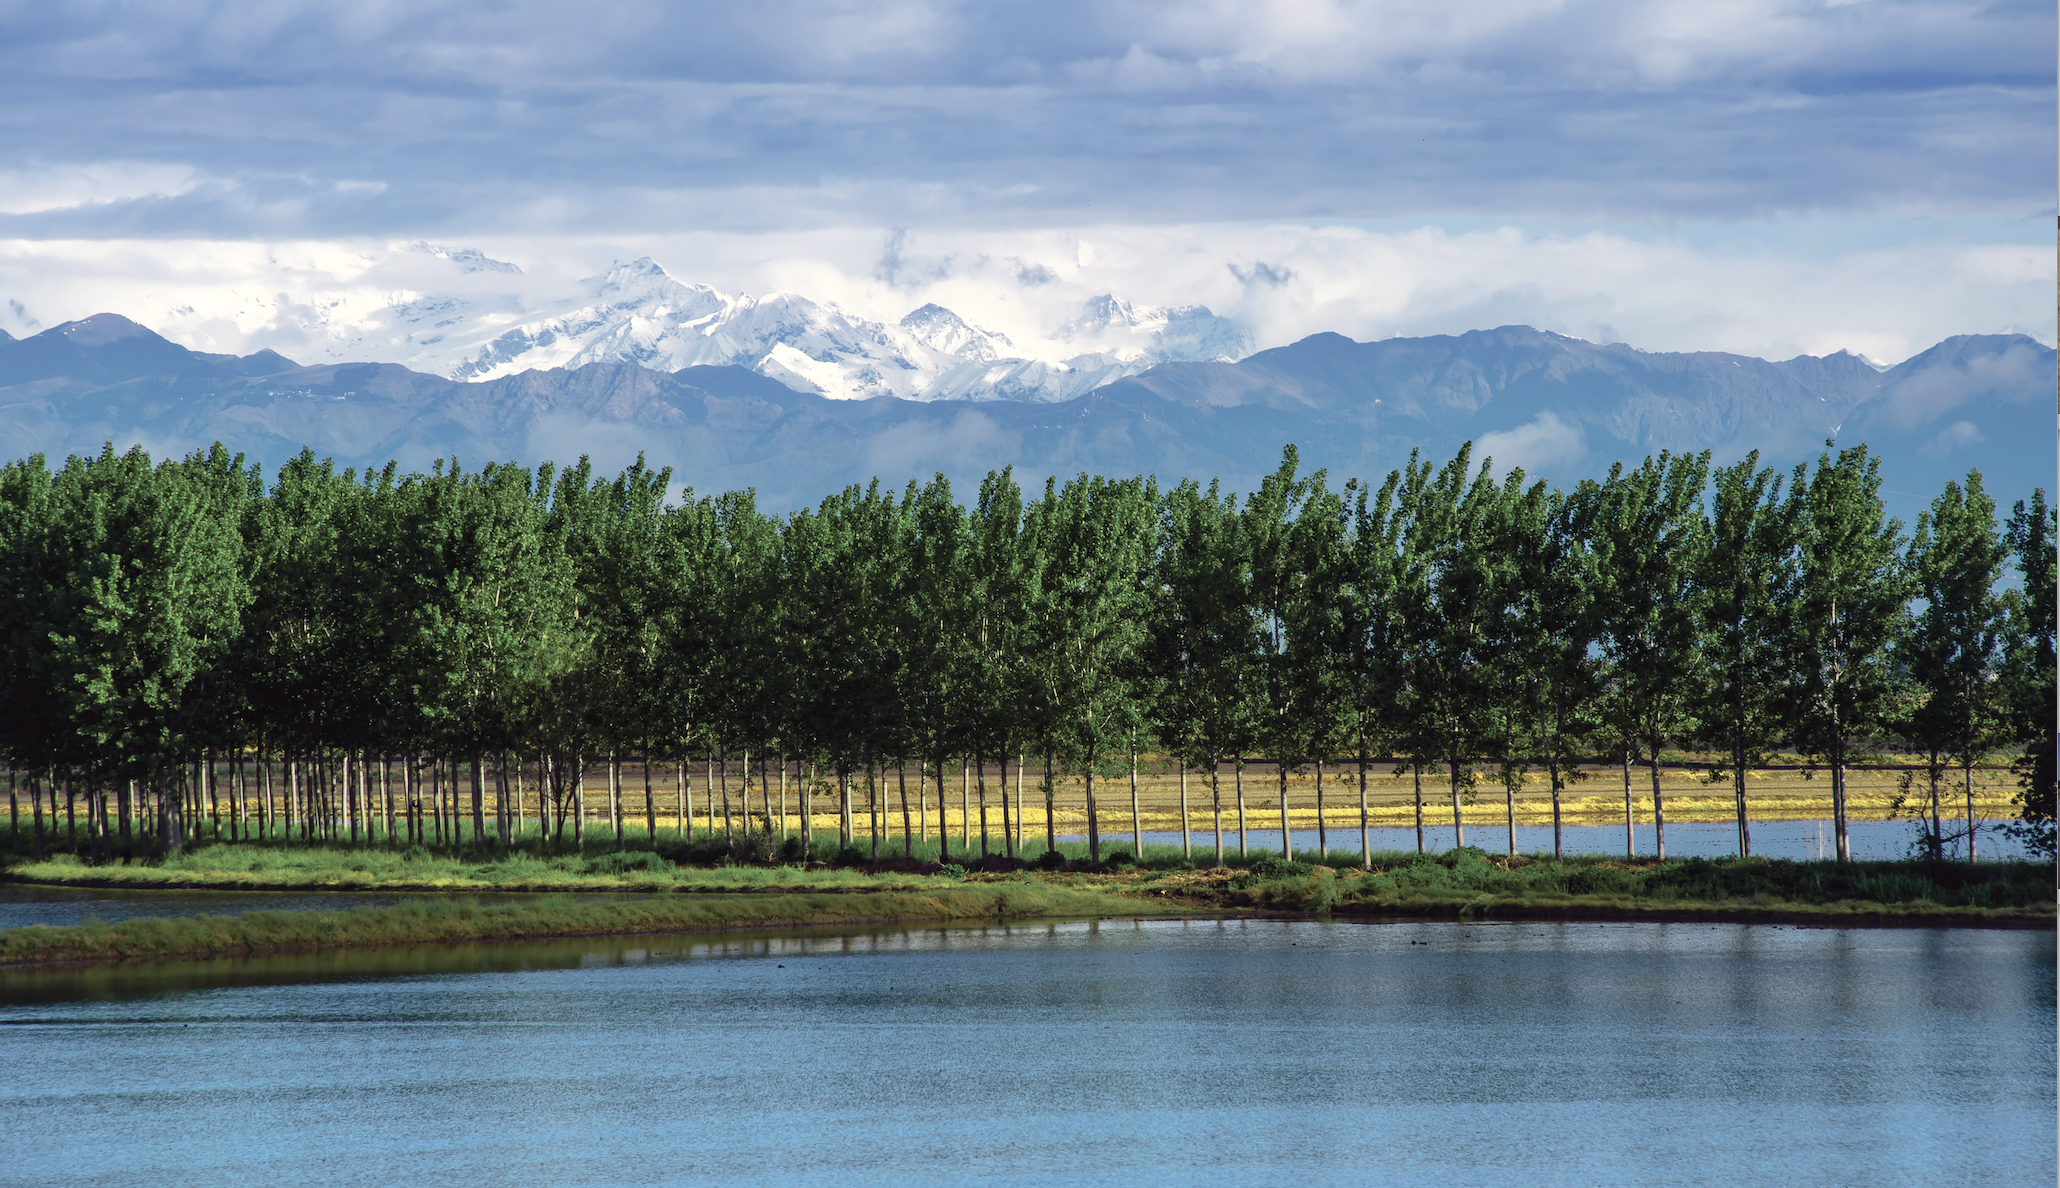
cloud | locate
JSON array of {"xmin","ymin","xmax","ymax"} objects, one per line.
[
  {"xmin": 1, "ymin": 218, "xmax": 2051, "ymax": 370},
  {"xmin": 0, "ymin": 1, "xmax": 2045, "ymax": 242},
  {"xmin": 1010, "ymin": 258, "xmax": 1057, "ymax": 286},
  {"xmin": 1228, "ymin": 260, "xmax": 1295, "ymax": 287},
  {"xmin": 1918, "ymin": 419, "xmax": 1984, "ymax": 459},
  {"xmin": 1475, "ymin": 411, "xmax": 1586, "ymax": 479}
]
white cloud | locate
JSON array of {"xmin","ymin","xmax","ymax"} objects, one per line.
[
  {"xmin": 1475, "ymin": 411, "xmax": 1587, "ymax": 480},
  {"xmin": 0, "ymin": 217, "xmax": 2050, "ymax": 367}
]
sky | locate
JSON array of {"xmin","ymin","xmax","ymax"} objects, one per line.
[{"xmin": 0, "ymin": 0, "xmax": 2052, "ymax": 365}]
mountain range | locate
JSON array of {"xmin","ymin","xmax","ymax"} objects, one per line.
[
  {"xmin": 329, "ymin": 254, "xmax": 1253, "ymax": 403},
  {"xmin": 0, "ymin": 306, "xmax": 2050, "ymax": 524}
]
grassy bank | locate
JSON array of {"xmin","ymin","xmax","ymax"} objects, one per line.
[
  {"xmin": 0, "ymin": 881, "xmax": 1162, "ymax": 966},
  {"xmin": 0, "ymin": 842, "xmax": 2047, "ymax": 969},
  {"xmin": 1130, "ymin": 848, "xmax": 2056, "ymax": 926}
]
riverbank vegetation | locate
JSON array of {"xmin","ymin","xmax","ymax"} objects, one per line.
[
  {"xmin": 0, "ymin": 880, "xmax": 1161, "ymax": 966},
  {"xmin": 2, "ymin": 439, "xmax": 2051, "ymax": 883},
  {"xmin": 0, "ymin": 840, "xmax": 2046, "ymax": 969}
]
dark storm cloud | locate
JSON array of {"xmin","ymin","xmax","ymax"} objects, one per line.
[{"xmin": 0, "ymin": 0, "xmax": 2050, "ymax": 237}]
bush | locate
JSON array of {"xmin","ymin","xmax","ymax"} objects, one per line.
[
  {"xmin": 402, "ymin": 845, "xmax": 431, "ymax": 864},
  {"xmin": 583, "ymin": 851, "xmax": 673, "ymax": 876},
  {"xmin": 777, "ymin": 836, "xmax": 807, "ymax": 863},
  {"xmin": 1251, "ymin": 856, "xmax": 1314, "ymax": 879},
  {"xmin": 1102, "ymin": 849, "xmax": 1135, "ymax": 868},
  {"xmin": 936, "ymin": 863, "xmax": 967, "ymax": 879},
  {"xmin": 1034, "ymin": 850, "xmax": 1069, "ymax": 871}
]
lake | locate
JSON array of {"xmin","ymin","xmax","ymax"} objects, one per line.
[{"xmin": 1, "ymin": 918, "xmax": 2051, "ymax": 1187}]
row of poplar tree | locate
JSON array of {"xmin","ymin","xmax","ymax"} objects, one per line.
[{"xmin": 0, "ymin": 439, "xmax": 2051, "ymax": 867}]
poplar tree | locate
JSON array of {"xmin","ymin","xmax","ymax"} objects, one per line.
[
  {"xmin": 1336, "ymin": 471, "xmax": 1407, "ymax": 866},
  {"xmin": 1147, "ymin": 478, "xmax": 1257, "ymax": 867},
  {"xmin": 2001, "ymin": 490, "xmax": 2056, "ymax": 856},
  {"xmin": 1787, "ymin": 443, "xmax": 1912, "ymax": 863},
  {"xmin": 1591, "ymin": 451, "xmax": 1710, "ymax": 860},
  {"xmin": 1692, "ymin": 453, "xmax": 1795, "ymax": 858},
  {"xmin": 1905, "ymin": 473, "xmax": 2009, "ymax": 860},
  {"xmin": 1037, "ymin": 474, "xmax": 1155, "ymax": 865},
  {"xmin": 1398, "ymin": 445, "xmax": 1510, "ymax": 849}
]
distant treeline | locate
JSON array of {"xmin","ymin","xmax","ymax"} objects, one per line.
[{"xmin": 0, "ymin": 440, "xmax": 2051, "ymax": 867}]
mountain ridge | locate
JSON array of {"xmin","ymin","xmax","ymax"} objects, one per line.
[{"xmin": 0, "ymin": 311, "xmax": 2048, "ymax": 521}]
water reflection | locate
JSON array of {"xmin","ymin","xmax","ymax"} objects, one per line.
[{"xmin": 0, "ymin": 919, "xmax": 2051, "ymax": 1187}]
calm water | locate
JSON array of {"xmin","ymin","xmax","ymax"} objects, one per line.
[
  {"xmin": 1, "ymin": 919, "xmax": 2051, "ymax": 1187},
  {"xmin": 1071, "ymin": 818, "xmax": 2033, "ymax": 861}
]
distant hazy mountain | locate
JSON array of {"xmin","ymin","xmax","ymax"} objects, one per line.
[{"xmin": 1, "ymin": 312, "xmax": 2048, "ymax": 521}]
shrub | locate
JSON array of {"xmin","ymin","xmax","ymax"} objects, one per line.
[
  {"xmin": 1251, "ymin": 856, "xmax": 1313, "ymax": 879},
  {"xmin": 1034, "ymin": 850, "xmax": 1068, "ymax": 871},
  {"xmin": 936, "ymin": 864, "xmax": 967, "ymax": 879}
]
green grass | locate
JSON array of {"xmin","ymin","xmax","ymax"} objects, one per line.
[
  {"xmin": 0, "ymin": 880, "xmax": 1173, "ymax": 966},
  {"xmin": 1, "ymin": 836, "xmax": 2046, "ymax": 970},
  {"xmin": 1151, "ymin": 847, "xmax": 2057, "ymax": 923}
]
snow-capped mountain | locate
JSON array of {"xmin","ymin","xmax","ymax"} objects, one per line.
[{"xmin": 413, "ymin": 257, "xmax": 1251, "ymax": 402}]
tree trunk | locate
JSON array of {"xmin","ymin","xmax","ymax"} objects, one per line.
[
  {"xmin": 868, "ymin": 762, "xmax": 880, "ymax": 860},
  {"xmin": 1964, "ymin": 755, "xmax": 1977, "ymax": 863},
  {"xmin": 1210, "ymin": 749, "xmax": 1224, "ymax": 867},
  {"xmin": 644, "ymin": 743, "xmax": 657, "ymax": 844},
  {"xmin": 1279, "ymin": 760, "xmax": 1292, "ymax": 859},
  {"xmin": 1830, "ymin": 699, "xmax": 1850, "ymax": 863},
  {"xmin": 677, "ymin": 755, "xmax": 688, "ymax": 839},
  {"xmin": 998, "ymin": 753, "xmax": 1014, "ymax": 860},
  {"xmin": 204, "ymin": 755, "xmax": 217, "ymax": 843},
  {"xmin": 960, "ymin": 759, "xmax": 970, "ymax": 852},
  {"xmin": 1044, "ymin": 749, "xmax": 1056, "ymax": 859},
  {"xmin": 1357, "ymin": 742, "xmax": 1370, "ymax": 871},
  {"xmin": 1180, "ymin": 759, "xmax": 1192, "ymax": 863},
  {"xmin": 1735, "ymin": 733, "xmax": 1752, "ymax": 859},
  {"xmin": 935, "ymin": 756, "xmax": 947, "ymax": 862},
  {"xmin": 1648, "ymin": 715, "xmax": 1668, "ymax": 861},
  {"xmin": 609, "ymin": 752, "xmax": 623, "ymax": 850},
  {"xmin": 899, "ymin": 758, "xmax": 913, "ymax": 858},
  {"xmin": 1622, "ymin": 749, "xmax": 1634, "ymax": 858},
  {"xmin": 1448, "ymin": 757, "xmax": 1465, "ymax": 849},
  {"xmin": 838, "ymin": 767, "xmax": 851, "ymax": 850},
  {"xmin": 1412, "ymin": 761, "xmax": 1424, "ymax": 854},
  {"xmin": 1085, "ymin": 764, "xmax": 1100, "ymax": 865},
  {"xmin": 468, "ymin": 753, "xmax": 484, "ymax": 852},
  {"xmin": 976, "ymin": 753, "xmax": 990, "ymax": 858},
  {"xmin": 1544, "ymin": 697, "xmax": 1562, "ymax": 861},
  {"xmin": 916, "ymin": 757, "xmax": 929, "ymax": 856},
  {"xmin": 1129, "ymin": 743, "xmax": 1142, "ymax": 861},
  {"xmin": 158, "ymin": 770, "xmax": 182, "ymax": 858},
  {"xmin": 1316, "ymin": 758, "xmax": 1327, "ymax": 858},
  {"xmin": 1504, "ymin": 768, "xmax": 1516, "ymax": 858},
  {"xmin": 1015, "ymin": 754, "xmax": 1026, "ymax": 858},
  {"xmin": 718, "ymin": 747, "xmax": 732, "ymax": 846},
  {"xmin": 1234, "ymin": 756, "xmax": 1247, "ymax": 860}
]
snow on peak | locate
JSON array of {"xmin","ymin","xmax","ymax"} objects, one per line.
[
  {"xmin": 405, "ymin": 241, "xmax": 522, "ymax": 275},
  {"xmin": 1055, "ymin": 294, "xmax": 1252, "ymax": 366},
  {"xmin": 351, "ymin": 259, "xmax": 1254, "ymax": 402},
  {"xmin": 899, "ymin": 303, "xmax": 1015, "ymax": 362}
]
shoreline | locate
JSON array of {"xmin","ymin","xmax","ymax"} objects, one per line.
[{"xmin": 0, "ymin": 878, "xmax": 2049, "ymax": 971}]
